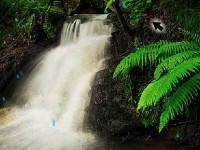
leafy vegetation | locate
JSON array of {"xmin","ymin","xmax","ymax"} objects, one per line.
[
  {"xmin": 0, "ymin": 0, "xmax": 65, "ymax": 48},
  {"xmin": 104, "ymin": 0, "xmax": 153, "ymax": 25},
  {"xmin": 176, "ymin": 9, "xmax": 200, "ymax": 33},
  {"xmin": 110, "ymin": 0, "xmax": 200, "ymax": 134},
  {"xmin": 114, "ymin": 30, "xmax": 200, "ymax": 132},
  {"xmin": 0, "ymin": 0, "xmax": 199, "ymax": 145}
]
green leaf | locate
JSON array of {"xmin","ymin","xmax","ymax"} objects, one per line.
[
  {"xmin": 138, "ymin": 57, "xmax": 200, "ymax": 111},
  {"xmin": 159, "ymin": 72, "xmax": 200, "ymax": 132},
  {"xmin": 154, "ymin": 51, "xmax": 200, "ymax": 80}
]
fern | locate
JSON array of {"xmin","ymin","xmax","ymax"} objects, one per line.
[
  {"xmin": 154, "ymin": 51, "xmax": 200, "ymax": 80},
  {"xmin": 103, "ymin": 0, "xmax": 152, "ymax": 25},
  {"xmin": 179, "ymin": 28, "xmax": 200, "ymax": 43},
  {"xmin": 138, "ymin": 57, "xmax": 200, "ymax": 111},
  {"xmin": 114, "ymin": 31, "xmax": 200, "ymax": 132},
  {"xmin": 158, "ymin": 41, "xmax": 199, "ymax": 58},
  {"xmin": 176, "ymin": 9, "xmax": 200, "ymax": 33},
  {"xmin": 159, "ymin": 73, "xmax": 200, "ymax": 132},
  {"xmin": 0, "ymin": 0, "xmax": 64, "ymax": 41},
  {"xmin": 43, "ymin": 16, "xmax": 56, "ymax": 39},
  {"xmin": 113, "ymin": 40, "xmax": 170, "ymax": 78},
  {"xmin": 113, "ymin": 41, "xmax": 199, "ymax": 79},
  {"xmin": 104, "ymin": 0, "xmax": 113, "ymax": 12},
  {"xmin": 52, "ymin": 0, "xmax": 62, "ymax": 7},
  {"xmin": 47, "ymin": 6, "xmax": 65, "ymax": 15}
]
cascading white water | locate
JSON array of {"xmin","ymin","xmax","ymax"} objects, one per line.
[{"xmin": 0, "ymin": 15, "xmax": 112, "ymax": 150}]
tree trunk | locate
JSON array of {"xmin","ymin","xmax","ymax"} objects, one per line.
[{"xmin": 113, "ymin": 0, "xmax": 134, "ymax": 36}]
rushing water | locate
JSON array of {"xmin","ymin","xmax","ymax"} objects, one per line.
[{"xmin": 0, "ymin": 15, "xmax": 112, "ymax": 150}]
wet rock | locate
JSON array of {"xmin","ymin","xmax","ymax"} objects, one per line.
[
  {"xmin": 168, "ymin": 123, "xmax": 200, "ymax": 149},
  {"xmin": 84, "ymin": 13, "xmax": 144, "ymax": 139},
  {"xmin": 0, "ymin": 42, "xmax": 57, "ymax": 105},
  {"xmin": 85, "ymin": 57, "xmax": 144, "ymax": 138}
]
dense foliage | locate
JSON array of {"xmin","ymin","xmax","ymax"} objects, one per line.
[
  {"xmin": 112, "ymin": 0, "xmax": 200, "ymax": 133},
  {"xmin": 104, "ymin": 0, "xmax": 152, "ymax": 25},
  {"xmin": 114, "ymin": 31, "xmax": 200, "ymax": 132},
  {"xmin": 0, "ymin": 0, "xmax": 65, "ymax": 48}
]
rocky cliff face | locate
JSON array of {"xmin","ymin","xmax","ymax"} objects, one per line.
[
  {"xmin": 85, "ymin": 13, "xmax": 200, "ymax": 149},
  {"xmin": 85, "ymin": 14, "xmax": 144, "ymax": 139}
]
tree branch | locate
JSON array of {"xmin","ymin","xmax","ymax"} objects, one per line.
[{"xmin": 113, "ymin": 0, "xmax": 134, "ymax": 36}]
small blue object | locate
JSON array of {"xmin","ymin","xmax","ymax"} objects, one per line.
[
  {"xmin": 109, "ymin": 68, "xmax": 113, "ymax": 74},
  {"xmin": 52, "ymin": 119, "xmax": 56, "ymax": 127},
  {"xmin": 104, "ymin": 9, "xmax": 108, "ymax": 14},
  {"xmin": 2, "ymin": 97, "xmax": 6, "ymax": 102},
  {"xmin": 15, "ymin": 17, "xmax": 19, "ymax": 22},
  {"xmin": 1, "ymin": 97, "xmax": 6, "ymax": 102},
  {"xmin": 121, "ymin": 2, "xmax": 127, "ymax": 9},
  {"xmin": 16, "ymin": 71, "xmax": 24, "ymax": 80},
  {"xmin": 175, "ymin": 132, "xmax": 183, "ymax": 141},
  {"xmin": 16, "ymin": 74, "xmax": 20, "ymax": 80},
  {"xmin": 19, "ymin": 71, "xmax": 24, "ymax": 76},
  {"xmin": 134, "ymin": 100, "xmax": 137, "ymax": 104}
]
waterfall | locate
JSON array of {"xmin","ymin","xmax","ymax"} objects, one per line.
[{"xmin": 0, "ymin": 15, "xmax": 112, "ymax": 150}]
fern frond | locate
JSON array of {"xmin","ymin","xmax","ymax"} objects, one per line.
[
  {"xmin": 159, "ymin": 72, "xmax": 200, "ymax": 132},
  {"xmin": 106, "ymin": 0, "xmax": 113, "ymax": 7},
  {"xmin": 158, "ymin": 41, "xmax": 199, "ymax": 58},
  {"xmin": 179, "ymin": 28, "xmax": 200, "ymax": 43},
  {"xmin": 176, "ymin": 9, "xmax": 200, "ymax": 33},
  {"xmin": 136, "ymin": 40, "xmax": 171, "ymax": 52},
  {"xmin": 137, "ymin": 57, "xmax": 200, "ymax": 111},
  {"xmin": 113, "ymin": 41, "xmax": 199, "ymax": 79},
  {"xmin": 113, "ymin": 51, "xmax": 155, "ymax": 79},
  {"xmin": 113, "ymin": 40, "xmax": 171, "ymax": 78},
  {"xmin": 154, "ymin": 51, "xmax": 200, "ymax": 80},
  {"xmin": 47, "ymin": 6, "xmax": 64, "ymax": 15},
  {"xmin": 104, "ymin": 0, "xmax": 113, "ymax": 13},
  {"xmin": 52, "ymin": 0, "xmax": 62, "ymax": 7}
]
